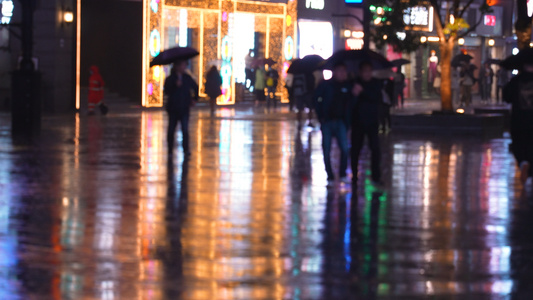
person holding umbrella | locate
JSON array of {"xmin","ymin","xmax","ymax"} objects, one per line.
[
  {"xmin": 314, "ymin": 62, "xmax": 355, "ymax": 185},
  {"xmin": 204, "ymin": 65, "xmax": 222, "ymax": 117},
  {"xmin": 501, "ymin": 48, "xmax": 533, "ymax": 186},
  {"xmin": 351, "ymin": 61, "xmax": 384, "ymax": 185},
  {"xmin": 164, "ymin": 60, "xmax": 198, "ymax": 157}
]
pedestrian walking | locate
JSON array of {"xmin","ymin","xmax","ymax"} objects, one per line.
[
  {"xmin": 245, "ymin": 49, "xmax": 255, "ymax": 89},
  {"xmin": 351, "ymin": 61, "xmax": 384, "ymax": 185},
  {"xmin": 496, "ymin": 67, "xmax": 509, "ymax": 104},
  {"xmin": 460, "ymin": 64, "xmax": 476, "ymax": 107},
  {"xmin": 291, "ymin": 71, "xmax": 316, "ymax": 127},
  {"xmin": 480, "ymin": 62, "xmax": 494, "ymax": 103},
  {"xmin": 254, "ymin": 66, "xmax": 266, "ymax": 105},
  {"xmin": 314, "ymin": 62, "xmax": 355, "ymax": 184},
  {"xmin": 503, "ymin": 63, "xmax": 533, "ymax": 186},
  {"xmin": 88, "ymin": 65, "xmax": 107, "ymax": 115},
  {"xmin": 266, "ymin": 67, "xmax": 279, "ymax": 109},
  {"xmin": 393, "ymin": 68, "xmax": 405, "ymax": 108},
  {"xmin": 204, "ymin": 66, "xmax": 222, "ymax": 117},
  {"xmin": 164, "ymin": 60, "xmax": 198, "ymax": 157}
]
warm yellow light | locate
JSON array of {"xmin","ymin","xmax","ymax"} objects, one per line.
[
  {"xmin": 420, "ymin": 36, "xmax": 427, "ymax": 43},
  {"xmin": 383, "ymin": 34, "xmax": 388, "ymax": 40},
  {"xmin": 488, "ymin": 39, "xmax": 495, "ymax": 46},
  {"xmin": 530, "ymin": 42, "xmax": 533, "ymax": 48},
  {"xmin": 377, "ymin": 7, "xmax": 384, "ymax": 15},
  {"xmin": 64, "ymin": 10, "xmax": 74, "ymax": 23},
  {"xmin": 449, "ymin": 14, "xmax": 455, "ymax": 25},
  {"xmin": 428, "ymin": 36, "xmax": 440, "ymax": 42},
  {"xmin": 75, "ymin": 0, "xmax": 81, "ymax": 109},
  {"xmin": 458, "ymin": 38, "xmax": 465, "ymax": 45},
  {"xmin": 343, "ymin": 29, "xmax": 351, "ymax": 38},
  {"xmin": 456, "ymin": 108, "xmax": 465, "ymax": 114},
  {"xmin": 352, "ymin": 31, "xmax": 364, "ymax": 38},
  {"xmin": 374, "ymin": 18, "xmax": 381, "ymax": 25}
]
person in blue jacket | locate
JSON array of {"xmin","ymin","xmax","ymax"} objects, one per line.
[
  {"xmin": 164, "ymin": 60, "xmax": 198, "ymax": 157},
  {"xmin": 314, "ymin": 62, "xmax": 356, "ymax": 184}
]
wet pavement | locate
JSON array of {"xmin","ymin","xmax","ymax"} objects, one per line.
[{"xmin": 0, "ymin": 106, "xmax": 532, "ymax": 299}]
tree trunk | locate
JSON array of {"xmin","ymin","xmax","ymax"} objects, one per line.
[{"xmin": 439, "ymin": 38, "xmax": 454, "ymax": 112}]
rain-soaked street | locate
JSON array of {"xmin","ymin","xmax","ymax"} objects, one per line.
[{"xmin": 0, "ymin": 106, "xmax": 532, "ymax": 299}]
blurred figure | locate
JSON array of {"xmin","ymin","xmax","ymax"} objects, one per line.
[
  {"xmin": 480, "ymin": 62, "xmax": 494, "ymax": 103},
  {"xmin": 164, "ymin": 60, "xmax": 198, "ymax": 157},
  {"xmin": 265, "ymin": 67, "xmax": 279, "ymax": 109},
  {"xmin": 291, "ymin": 71, "xmax": 316, "ymax": 127},
  {"xmin": 393, "ymin": 67, "xmax": 405, "ymax": 108},
  {"xmin": 314, "ymin": 63, "xmax": 355, "ymax": 184},
  {"xmin": 88, "ymin": 66, "xmax": 107, "ymax": 115},
  {"xmin": 352, "ymin": 61, "xmax": 383, "ymax": 185},
  {"xmin": 254, "ymin": 65, "xmax": 266, "ymax": 106},
  {"xmin": 204, "ymin": 66, "xmax": 222, "ymax": 117},
  {"xmin": 503, "ymin": 63, "xmax": 533, "ymax": 186},
  {"xmin": 452, "ymin": 66, "xmax": 461, "ymax": 105},
  {"xmin": 460, "ymin": 64, "xmax": 476, "ymax": 107},
  {"xmin": 433, "ymin": 64, "xmax": 441, "ymax": 94},
  {"xmin": 245, "ymin": 49, "xmax": 254, "ymax": 89},
  {"xmin": 496, "ymin": 67, "xmax": 509, "ymax": 104}
]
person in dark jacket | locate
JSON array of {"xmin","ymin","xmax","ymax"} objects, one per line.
[
  {"xmin": 164, "ymin": 60, "xmax": 198, "ymax": 157},
  {"xmin": 503, "ymin": 63, "xmax": 533, "ymax": 185},
  {"xmin": 351, "ymin": 61, "xmax": 384, "ymax": 185},
  {"xmin": 314, "ymin": 63, "xmax": 356, "ymax": 184},
  {"xmin": 205, "ymin": 66, "xmax": 222, "ymax": 116}
]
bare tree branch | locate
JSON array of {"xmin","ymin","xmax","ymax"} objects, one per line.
[{"xmin": 458, "ymin": 0, "xmax": 476, "ymax": 19}]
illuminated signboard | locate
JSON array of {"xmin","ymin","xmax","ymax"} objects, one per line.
[
  {"xmin": 1, "ymin": 0, "xmax": 14, "ymax": 24},
  {"xmin": 306, "ymin": 0, "xmax": 324, "ymax": 10},
  {"xmin": 484, "ymin": 15, "xmax": 496, "ymax": 26},
  {"xmin": 529, "ymin": 0, "xmax": 533, "ymax": 17},
  {"xmin": 403, "ymin": 6, "xmax": 434, "ymax": 32},
  {"xmin": 298, "ymin": 20, "xmax": 333, "ymax": 59},
  {"xmin": 345, "ymin": 0, "xmax": 363, "ymax": 4}
]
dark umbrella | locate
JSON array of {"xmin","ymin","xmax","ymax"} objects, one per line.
[
  {"xmin": 150, "ymin": 46, "xmax": 199, "ymax": 67},
  {"xmin": 391, "ymin": 58, "xmax": 411, "ymax": 67},
  {"xmin": 451, "ymin": 53, "xmax": 473, "ymax": 67},
  {"xmin": 324, "ymin": 49, "xmax": 393, "ymax": 71},
  {"xmin": 287, "ymin": 55, "xmax": 325, "ymax": 74},
  {"xmin": 500, "ymin": 48, "xmax": 533, "ymax": 70},
  {"xmin": 253, "ymin": 57, "xmax": 277, "ymax": 67},
  {"xmin": 485, "ymin": 58, "xmax": 501, "ymax": 65}
]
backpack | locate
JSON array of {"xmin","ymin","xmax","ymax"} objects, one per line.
[
  {"xmin": 292, "ymin": 73, "xmax": 307, "ymax": 97},
  {"xmin": 519, "ymin": 81, "xmax": 533, "ymax": 110}
]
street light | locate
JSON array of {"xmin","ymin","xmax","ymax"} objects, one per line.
[
  {"xmin": 458, "ymin": 38, "xmax": 465, "ymax": 45},
  {"xmin": 488, "ymin": 39, "xmax": 495, "ymax": 46},
  {"xmin": 63, "ymin": 8, "xmax": 74, "ymax": 24}
]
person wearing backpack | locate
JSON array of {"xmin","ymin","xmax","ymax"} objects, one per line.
[
  {"xmin": 292, "ymin": 72, "xmax": 316, "ymax": 127},
  {"xmin": 265, "ymin": 67, "xmax": 279, "ymax": 109},
  {"xmin": 503, "ymin": 62, "xmax": 533, "ymax": 186}
]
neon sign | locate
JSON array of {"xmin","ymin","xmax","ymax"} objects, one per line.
[
  {"xmin": 150, "ymin": 0, "xmax": 159, "ymax": 13},
  {"xmin": 484, "ymin": 15, "xmax": 496, "ymax": 26},
  {"xmin": 220, "ymin": 35, "xmax": 233, "ymax": 105},
  {"xmin": 305, "ymin": 0, "xmax": 324, "ymax": 10},
  {"xmin": 1, "ymin": 0, "xmax": 14, "ymax": 24}
]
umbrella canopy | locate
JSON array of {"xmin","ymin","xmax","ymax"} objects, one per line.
[
  {"xmin": 150, "ymin": 47, "xmax": 199, "ymax": 67},
  {"xmin": 451, "ymin": 53, "xmax": 473, "ymax": 67},
  {"xmin": 391, "ymin": 58, "xmax": 411, "ymax": 67},
  {"xmin": 485, "ymin": 58, "xmax": 501, "ymax": 65},
  {"xmin": 252, "ymin": 57, "xmax": 277, "ymax": 68},
  {"xmin": 324, "ymin": 49, "xmax": 393, "ymax": 71},
  {"xmin": 287, "ymin": 55, "xmax": 325, "ymax": 74},
  {"xmin": 500, "ymin": 48, "xmax": 533, "ymax": 70}
]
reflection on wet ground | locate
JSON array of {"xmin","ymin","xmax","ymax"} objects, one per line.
[{"xmin": 0, "ymin": 107, "xmax": 532, "ymax": 299}]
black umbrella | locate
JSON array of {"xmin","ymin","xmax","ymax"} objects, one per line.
[
  {"xmin": 391, "ymin": 58, "xmax": 411, "ymax": 67},
  {"xmin": 150, "ymin": 47, "xmax": 199, "ymax": 67},
  {"xmin": 500, "ymin": 48, "xmax": 533, "ymax": 70},
  {"xmin": 252, "ymin": 57, "xmax": 277, "ymax": 68},
  {"xmin": 324, "ymin": 49, "xmax": 393, "ymax": 71},
  {"xmin": 287, "ymin": 55, "xmax": 325, "ymax": 74},
  {"xmin": 485, "ymin": 58, "xmax": 501, "ymax": 65},
  {"xmin": 451, "ymin": 53, "xmax": 473, "ymax": 67}
]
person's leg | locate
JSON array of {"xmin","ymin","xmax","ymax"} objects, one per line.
[
  {"xmin": 350, "ymin": 125, "xmax": 365, "ymax": 182},
  {"xmin": 167, "ymin": 113, "xmax": 179, "ymax": 154},
  {"xmin": 180, "ymin": 113, "xmax": 190, "ymax": 156},
  {"xmin": 321, "ymin": 122, "xmax": 334, "ymax": 180},
  {"xmin": 512, "ymin": 130, "xmax": 533, "ymax": 183},
  {"xmin": 335, "ymin": 121, "xmax": 349, "ymax": 178},
  {"xmin": 366, "ymin": 124, "xmax": 382, "ymax": 183}
]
